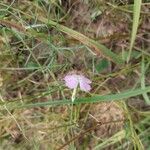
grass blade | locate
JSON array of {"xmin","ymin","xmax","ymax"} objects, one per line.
[
  {"xmin": 141, "ymin": 56, "xmax": 150, "ymax": 104},
  {"xmin": 127, "ymin": 0, "xmax": 142, "ymax": 62},
  {"xmin": 3, "ymin": 86, "xmax": 150, "ymax": 109},
  {"xmin": 38, "ymin": 17, "xmax": 124, "ymax": 65}
]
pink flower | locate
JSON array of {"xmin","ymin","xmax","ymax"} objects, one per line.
[{"xmin": 64, "ymin": 74, "xmax": 92, "ymax": 92}]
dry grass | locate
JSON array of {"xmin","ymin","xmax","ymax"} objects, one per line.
[{"xmin": 0, "ymin": 0, "xmax": 150, "ymax": 149}]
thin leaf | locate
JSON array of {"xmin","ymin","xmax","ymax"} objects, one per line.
[
  {"xmin": 2, "ymin": 86, "xmax": 150, "ymax": 110},
  {"xmin": 127, "ymin": 0, "xmax": 142, "ymax": 62},
  {"xmin": 141, "ymin": 56, "xmax": 150, "ymax": 104}
]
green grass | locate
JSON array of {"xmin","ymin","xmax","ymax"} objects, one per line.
[
  {"xmin": 0, "ymin": 0, "xmax": 150, "ymax": 149},
  {"xmin": 127, "ymin": 0, "xmax": 142, "ymax": 62},
  {"xmin": 1, "ymin": 86, "xmax": 150, "ymax": 110}
]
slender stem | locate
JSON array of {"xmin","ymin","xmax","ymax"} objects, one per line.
[{"xmin": 71, "ymin": 88, "xmax": 77, "ymax": 102}]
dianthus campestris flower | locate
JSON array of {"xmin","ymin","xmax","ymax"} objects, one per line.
[{"xmin": 64, "ymin": 74, "xmax": 91, "ymax": 92}]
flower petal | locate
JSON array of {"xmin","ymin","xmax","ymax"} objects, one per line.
[
  {"xmin": 64, "ymin": 75, "xmax": 79, "ymax": 89},
  {"xmin": 79, "ymin": 80, "xmax": 91, "ymax": 92},
  {"xmin": 79, "ymin": 75, "xmax": 92, "ymax": 84}
]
